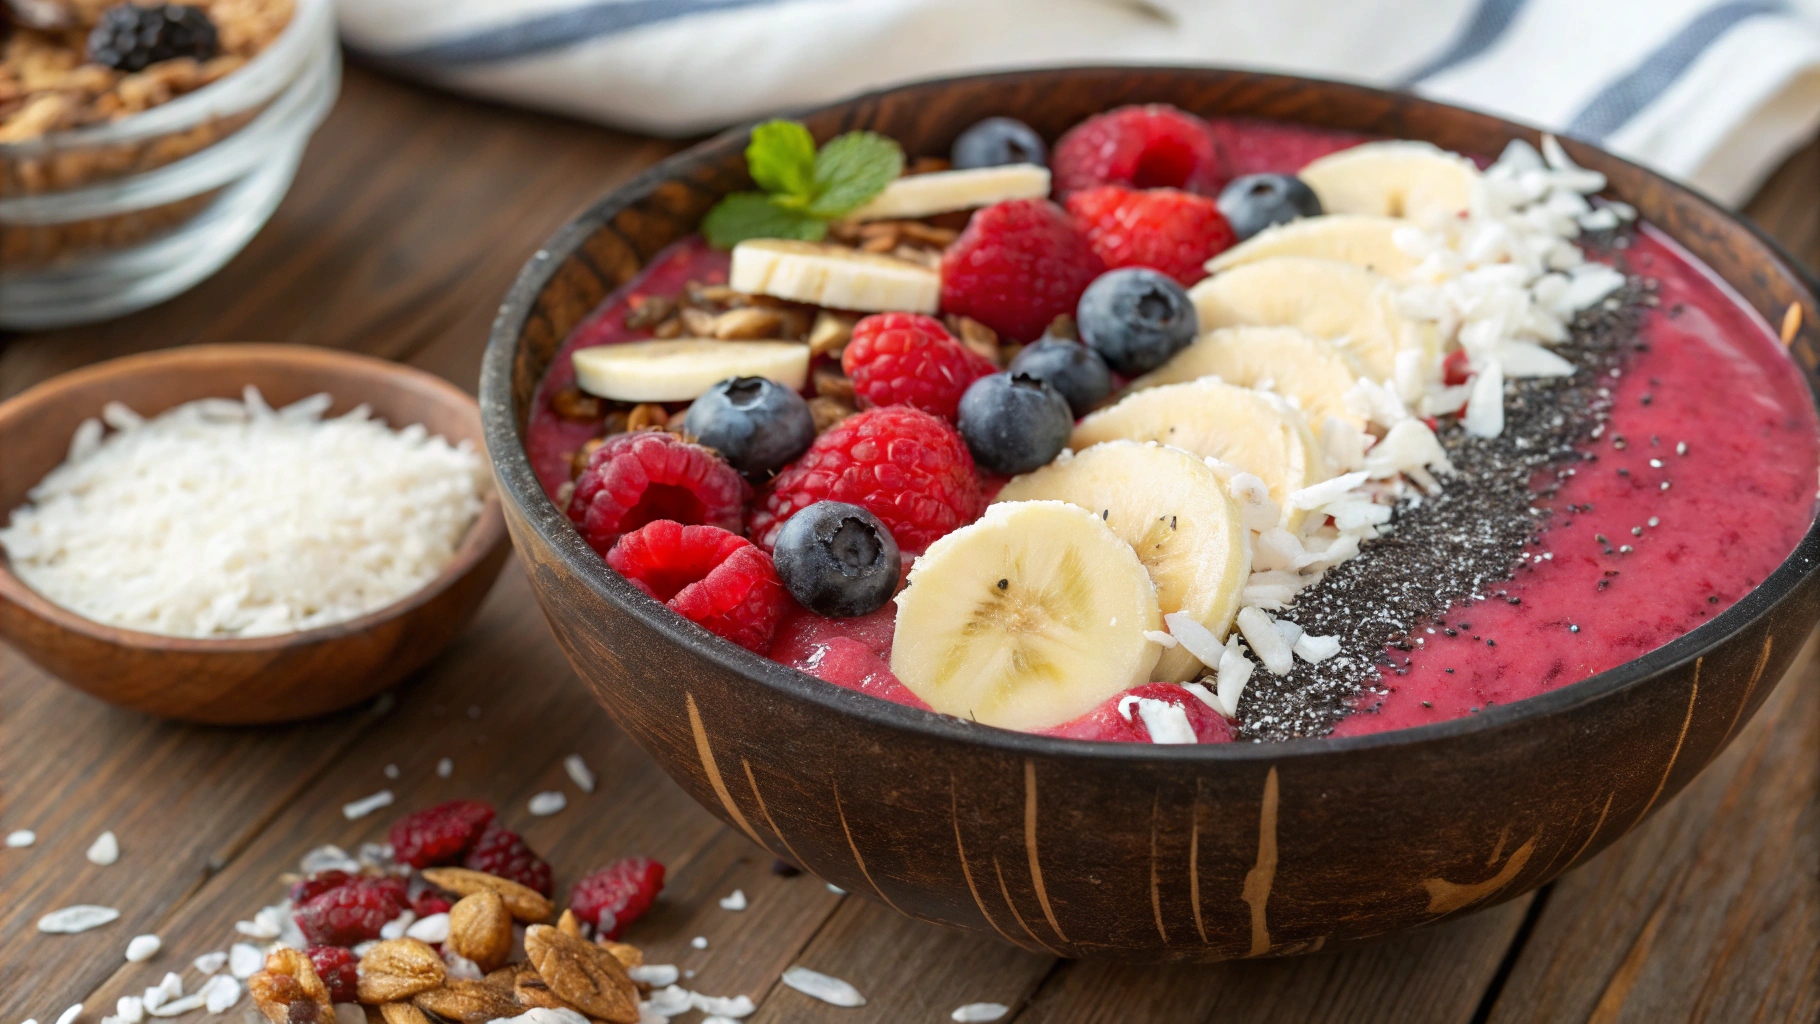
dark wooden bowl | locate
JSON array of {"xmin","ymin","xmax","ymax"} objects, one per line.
[
  {"xmin": 481, "ymin": 68, "xmax": 1820, "ymax": 961},
  {"xmin": 0, "ymin": 344, "xmax": 510, "ymax": 724}
]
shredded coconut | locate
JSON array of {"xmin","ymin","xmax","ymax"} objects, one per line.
[
  {"xmin": 0, "ymin": 388, "xmax": 486, "ymax": 638},
  {"xmin": 780, "ymin": 967, "xmax": 865, "ymax": 1007}
]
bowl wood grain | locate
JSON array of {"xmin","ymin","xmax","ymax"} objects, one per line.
[
  {"xmin": 481, "ymin": 68, "xmax": 1820, "ymax": 961},
  {"xmin": 0, "ymin": 343, "xmax": 509, "ymax": 724}
]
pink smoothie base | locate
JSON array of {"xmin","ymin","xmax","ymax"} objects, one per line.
[{"xmin": 526, "ymin": 118, "xmax": 1818, "ymax": 744}]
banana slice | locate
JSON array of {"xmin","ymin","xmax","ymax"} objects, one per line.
[
  {"xmin": 1206, "ymin": 214, "xmax": 1422, "ymax": 281},
  {"xmin": 1186, "ymin": 257, "xmax": 1437, "ymax": 384},
  {"xmin": 846, "ymin": 164, "xmax": 1051, "ymax": 221},
  {"xmin": 1071, "ymin": 378, "xmax": 1325, "ymax": 531},
  {"xmin": 892, "ymin": 500, "xmax": 1162, "ymax": 731},
  {"xmin": 729, "ymin": 239, "xmax": 939, "ymax": 313},
  {"xmin": 995, "ymin": 442, "xmax": 1250, "ymax": 681},
  {"xmin": 572, "ymin": 339, "xmax": 809, "ymax": 402},
  {"xmin": 1129, "ymin": 326, "xmax": 1366, "ymax": 435},
  {"xmin": 1297, "ymin": 141, "xmax": 1478, "ymax": 226}
]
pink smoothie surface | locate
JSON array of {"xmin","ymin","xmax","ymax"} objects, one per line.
[{"xmin": 526, "ymin": 116, "xmax": 1818, "ymax": 743}]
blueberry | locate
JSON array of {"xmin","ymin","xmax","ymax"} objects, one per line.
[
  {"xmin": 951, "ymin": 117, "xmax": 1048, "ymax": 169},
  {"xmin": 1007, "ymin": 338, "xmax": 1111, "ymax": 417},
  {"xmin": 682, "ymin": 376, "xmax": 815, "ymax": 479},
  {"xmin": 957, "ymin": 372, "xmax": 1073, "ymax": 476},
  {"xmin": 1076, "ymin": 268, "xmax": 1198, "ymax": 376},
  {"xmin": 1217, "ymin": 173, "xmax": 1322, "ymax": 241},
  {"xmin": 772, "ymin": 501, "xmax": 901, "ymax": 618}
]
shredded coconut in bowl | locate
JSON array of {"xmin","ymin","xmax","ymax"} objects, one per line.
[{"xmin": 0, "ymin": 387, "xmax": 488, "ymax": 639}]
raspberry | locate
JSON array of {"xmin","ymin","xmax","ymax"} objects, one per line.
[
  {"xmin": 1051, "ymin": 104, "xmax": 1226, "ymax": 198},
  {"xmin": 307, "ymin": 946, "xmax": 359, "ymax": 1004},
  {"xmin": 751, "ymin": 406, "xmax": 983, "ymax": 554},
  {"xmin": 288, "ymin": 870, "xmax": 352, "ymax": 906},
  {"xmin": 939, "ymin": 199, "xmax": 1104, "ymax": 342},
  {"xmin": 568, "ymin": 431, "xmax": 748, "ymax": 556},
  {"xmin": 293, "ymin": 876, "xmax": 408, "ymax": 947},
  {"xmin": 411, "ymin": 889, "xmax": 454, "ymax": 918},
  {"xmin": 463, "ymin": 825, "xmax": 554, "ymax": 897},
  {"xmin": 568, "ymin": 857, "xmax": 666, "ymax": 940},
  {"xmin": 841, "ymin": 314, "xmax": 996, "ymax": 421},
  {"xmin": 1065, "ymin": 186, "xmax": 1236, "ymax": 286},
  {"xmin": 608, "ymin": 521, "xmax": 787, "ymax": 654},
  {"xmin": 387, "ymin": 799, "xmax": 496, "ymax": 869}
]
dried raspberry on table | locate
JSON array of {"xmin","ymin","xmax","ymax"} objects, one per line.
[
  {"xmin": 568, "ymin": 430, "xmax": 748, "ymax": 555},
  {"xmin": 569, "ymin": 856, "xmax": 666, "ymax": 940},
  {"xmin": 939, "ymin": 199, "xmax": 1105, "ymax": 342},
  {"xmin": 1065, "ymin": 185, "xmax": 1236, "ymax": 286},
  {"xmin": 463, "ymin": 824, "xmax": 555, "ymax": 897},
  {"xmin": 750, "ymin": 406, "xmax": 984, "ymax": 554},
  {"xmin": 387, "ymin": 798, "xmax": 497, "ymax": 869},
  {"xmin": 841, "ymin": 313, "xmax": 996, "ymax": 421},
  {"xmin": 1051, "ymin": 104, "xmax": 1227, "ymax": 198},
  {"xmin": 287, "ymin": 870, "xmax": 352, "ymax": 906},
  {"xmin": 305, "ymin": 946, "xmax": 359, "ymax": 1004},
  {"xmin": 608, "ymin": 520, "xmax": 787, "ymax": 654},
  {"xmin": 292, "ymin": 876, "xmax": 408, "ymax": 947},
  {"xmin": 410, "ymin": 888, "xmax": 454, "ymax": 918}
]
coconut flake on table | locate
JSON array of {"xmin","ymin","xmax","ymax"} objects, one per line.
[
  {"xmin": 6, "ymin": 829, "xmax": 34, "ymax": 847},
  {"xmin": 528, "ymin": 791, "xmax": 567, "ymax": 816},
  {"xmin": 87, "ymin": 830, "xmax": 119, "ymax": 866},
  {"xmin": 343, "ymin": 790, "xmax": 394, "ymax": 821},
  {"xmin": 780, "ymin": 967, "xmax": 865, "ymax": 1007},
  {"xmin": 0, "ymin": 388, "xmax": 487, "ymax": 639},
  {"xmin": 953, "ymin": 1005, "xmax": 1010, "ymax": 1023},
  {"xmin": 563, "ymin": 754, "xmax": 597, "ymax": 793},
  {"xmin": 38, "ymin": 904, "xmax": 119, "ymax": 933}
]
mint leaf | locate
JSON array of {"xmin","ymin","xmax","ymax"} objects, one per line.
[
  {"xmin": 746, "ymin": 120, "xmax": 817, "ymax": 201},
  {"xmin": 701, "ymin": 192, "xmax": 826, "ymax": 249},
  {"xmin": 807, "ymin": 131, "xmax": 904, "ymax": 218}
]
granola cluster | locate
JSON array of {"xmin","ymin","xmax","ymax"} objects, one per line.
[{"xmin": 0, "ymin": 0, "xmax": 292, "ymax": 143}]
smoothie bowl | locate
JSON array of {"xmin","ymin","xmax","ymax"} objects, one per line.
[{"xmin": 481, "ymin": 68, "xmax": 1820, "ymax": 961}]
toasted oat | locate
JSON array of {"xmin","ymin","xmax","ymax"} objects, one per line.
[
  {"xmin": 808, "ymin": 396, "xmax": 857, "ymax": 434},
  {"xmin": 549, "ymin": 387, "xmax": 605, "ymax": 422},
  {"xmin": 624, "ymin": 295, "xmax": 676, "ymax": 330},
  {"xmin": 680, "ymin": 307, "xmax": 719, "ymax": 337},
  {"xmin": 377, "ymin": 1004, "xmax": 430, "ymax": 1024},
  {"xmin": 807, "ymin": 312, "xmax": 854, "ymax": 358},
  {"xmin": 625, "ymin": 404, "xmax": 669, "ymax": 432},
  {"xmin": 712, "ymin": 307, "xmax": 784, "ymax": 340},
  {"xmin": 597, "ymin": 941, "xmax": 641, "ymax": 971}
]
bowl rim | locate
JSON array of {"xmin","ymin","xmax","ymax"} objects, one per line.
[
  {"xmin": 481, "ymin": 64, "xmax": 1820, "ymax": 764},
  {"xmin": 0, "ymin": 0, "xmax": 334, "ymax": 158},
  {"xmin": 0, "ymin": 342, "xmax": 507, "ymax": 654}
]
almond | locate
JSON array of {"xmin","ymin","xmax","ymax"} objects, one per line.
[
  {"xmin": 411, "ymin": 979, "xmax": 520, "ymax": 1024},
  {"xmin": 447, "ymin": 891, "xmax": 513, "ymax": 973},
  {"xmin": 249, "ymin": 948, "xmax": 332, "ymax": 1024},
  {"xmin": 421, "ymin": 867, "xmax": 554, "ymax": 923},
  {"xmin": 356, "ymin": 938, "xmax": 447, "ymax": 1003},
  {"xmin": 523, "ymin": 924, "xmax": 639, "ymax": 1024}
]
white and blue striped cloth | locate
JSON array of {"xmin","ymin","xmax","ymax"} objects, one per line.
[{"xmin": 339, "ymin": 0, "xmax": 1820, "ymax": 206}]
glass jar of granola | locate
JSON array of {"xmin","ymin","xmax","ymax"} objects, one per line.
[{"xmin": 0, "ymin": 0, "xmax": 337, "ymax": 327}]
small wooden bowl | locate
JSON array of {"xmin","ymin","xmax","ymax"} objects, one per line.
[
  {"xmin": 0, "ymin": 344, "xmax": 510, "ymax": 724},
  {"xmin": 482, "ymin": 68, "xmax": 1820, "ymax": 961}
]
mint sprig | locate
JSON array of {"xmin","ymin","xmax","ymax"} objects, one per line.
[{"xmin": 702, "ymin": 120, "xmax": 904, "ymax": 249}]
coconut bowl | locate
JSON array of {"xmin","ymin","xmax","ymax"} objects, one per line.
[
  {"xmin": 0, "ymin": 344, "xmax": 510, "ymax": 725},
  {"xmin": 480, "ymin": 68, "xmax": 1820, "ymax": 961}
]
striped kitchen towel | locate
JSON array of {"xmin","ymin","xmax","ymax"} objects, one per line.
[{"xmin": 339, "ymin": 0, "xmax": 1820, "ymax": 206}]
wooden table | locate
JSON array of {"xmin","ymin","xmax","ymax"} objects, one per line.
[{"xmin": 4, "ymin": 68, "xmax": 1816, "ymax": 1024}]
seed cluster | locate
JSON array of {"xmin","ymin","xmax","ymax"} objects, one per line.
[{"xmin": 1232, "ymin": 260, "xmax": 1650, "ymax": 741}]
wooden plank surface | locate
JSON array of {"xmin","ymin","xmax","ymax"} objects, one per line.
[{"xmin": 3, "ymin": 66, "xmax": 1816, "ymax": 1024}]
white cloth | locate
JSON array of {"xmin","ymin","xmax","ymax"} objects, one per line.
[{"xmin": 338, "ymin": 0, "xmax": 1820, "ymax": 206}]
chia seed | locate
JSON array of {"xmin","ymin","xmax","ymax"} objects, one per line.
[{"xmin": 1228, "ymin": 271, "xmax": 1647, "ymax": 741}]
